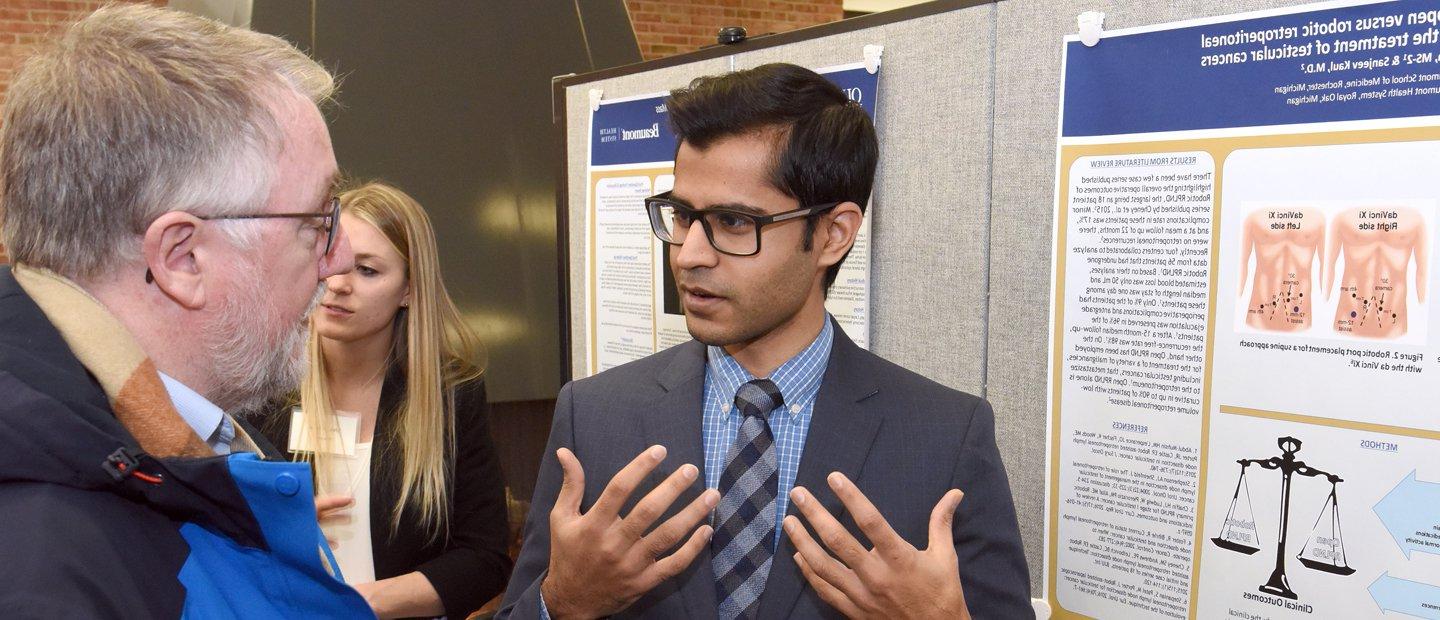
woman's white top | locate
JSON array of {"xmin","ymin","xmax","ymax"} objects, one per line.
[{"xmin": 320, "ymin": 441, "xmax": 375, "ymax": 584}]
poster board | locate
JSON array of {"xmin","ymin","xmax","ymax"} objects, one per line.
[{"xmin": 1046, "ymin": 1, "xmax": 1440, "ymax": 617}]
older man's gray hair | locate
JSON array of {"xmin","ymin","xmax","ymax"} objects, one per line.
[{"xmin": 0, "ymin": 4, "xmax": 334, "ymax": 281}]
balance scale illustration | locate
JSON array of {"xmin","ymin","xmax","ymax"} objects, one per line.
[{"xmin": 1211, "ymin": 436, "xmax": 1355, "ymax": 600}]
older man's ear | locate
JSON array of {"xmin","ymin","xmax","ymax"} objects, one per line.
[{"xmin": 142, "ymin": 211, "xmax": 209, "ymax": 310}]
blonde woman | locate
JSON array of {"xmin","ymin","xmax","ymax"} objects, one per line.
[{"xmin": 262, "ymin": 182, "xmax": 510, "ymax": 618}]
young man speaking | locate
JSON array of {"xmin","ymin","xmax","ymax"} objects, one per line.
[{"xmin": 500, "ymin": 63, "xmax": 1030, "ymax": 619}]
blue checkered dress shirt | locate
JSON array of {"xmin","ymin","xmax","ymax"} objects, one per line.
[
  {"xmin": 703, "ymin": 318, "xmax": 834, "ymax": 549},
  {"xmin": 538, "ymin": 319, "xmax": 835, "ymax": 619}
]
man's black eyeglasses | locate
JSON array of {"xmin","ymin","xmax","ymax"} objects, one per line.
[
  {"xmin": 644, "ymin": 191, "xmax": 840, "ymax": 257},
  {"xmin": 145, "ymin": 197, "xmax": 340, "ymax": 283}
]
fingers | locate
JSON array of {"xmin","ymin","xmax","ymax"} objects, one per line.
[
  {"xmin": 789, "ymin": 486, "xmax": 869, "ymax": 569},
  {"xmin": 827, "ymin": 472, "xmax": 908, "ymax": 559},
  {"xmin": 314, "ymin": 495, "xmax": 354, "ymax": 517},
  {"xmin": 318, "ymin": 511, "xmax": 352, "ymax": 526},
  {"xmin": 927, "ymin": 489, "xmax": 965, "ymax": 551},
  {"xmin": 552, "ymin": 447, "xmax": 586, "ymax": 518},
  {"xmin": 783, "ymin": 514, "xmax": 864, "ymax": 597},
  {"xmin": 315, "ymin": 498, "xmax": 347, "ymax": 550},
  {"xmin": 620, "ymin": 463, "xmax": 703, "ymax": 540},
  {"xmin": 591, "ymin": 445, "xmax": 668, "ymax": 520},
  {"xmin": 794, "ymin": 551, "xmax": 864, "ymax": 618},
  {"xmin": 641, "ymin": 488, "xmax": 719, "ymax": 556},
  {"xmin": 641, "ymin": 522, "xmax": 713, "ymax": 589}
]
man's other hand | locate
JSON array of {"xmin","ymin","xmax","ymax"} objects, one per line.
[
  {"xmin": 540, "ymin": 446, "xmax": 719, "ymax": 619},
  {"xmin": 785, "ymin": 473, "xmax": 970, "ymax": 620}
]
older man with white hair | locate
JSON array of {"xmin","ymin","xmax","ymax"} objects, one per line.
[{"xmin": 0, "ymin": 5, "xmax": 371, "ymax": 616}]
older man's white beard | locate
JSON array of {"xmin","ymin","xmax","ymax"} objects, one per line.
[{"xmin": 204, "ymin": 277, "xmax": 324, "ymax": 417}]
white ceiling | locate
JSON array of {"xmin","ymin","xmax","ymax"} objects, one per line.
[
  {"xmin": 169, "ymin": 0, "xmax": 252, "ymax": 27},
  {"xmin": 843, "ymin": 0, "xmax": 932, "ymax": 14}
]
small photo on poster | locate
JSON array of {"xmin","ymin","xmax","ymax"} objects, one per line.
[
  {"xmin": 1231, "ymin": 201, "xmax": 1432, "ymax": 345},
  {"xmin": 1327, "ymin": 204, "xmax": 1430, "ymax": 343},
  {"xmin": 1222, "ymin": 143, "xmax": 1437, "ymax": 347},
  {"xmin": 1232, "ymin": 204, "xmax": 1325, "ymax": 334}
]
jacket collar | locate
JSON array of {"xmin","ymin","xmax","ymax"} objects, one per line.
[
  {"xmin": 12, "ymin": 264, "xmax": 211, "ymax": 458},
  {"xmin": 0, "ymin": 265, "xmax": 268, "ymax": 549}
]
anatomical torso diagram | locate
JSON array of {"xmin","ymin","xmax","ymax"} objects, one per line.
[
  {"xmin": 1239, "ymin": 207, "xmax": 1325, "ymax": 331},
  {"xmin": 1325, "ymin": 207, "xmax": 1428, "ymax": 339}
]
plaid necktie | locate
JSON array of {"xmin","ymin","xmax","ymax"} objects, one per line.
[
  {"xmin": 712, "ymin": 378, "xmax": 784, "ymax": 620},
  {"xmin": 211, "ymin": 414, "xmax": 236, "ymax": 455}
]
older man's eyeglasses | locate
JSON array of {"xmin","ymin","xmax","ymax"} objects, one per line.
[
  {"xmin": 644, "ymin": 191, "xmax": 839, "ymax": 257},
  {"xmin": 203, "ymin": 196, "xmax": 342, "ymax": 256},
  {"xmin": 145, "ymin": 197, "xmax": 340, "ymax": 284}
]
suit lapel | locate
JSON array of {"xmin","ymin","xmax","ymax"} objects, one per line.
[
  {"xmin": 758, "ymin": 324, "xmax": 882, "ymax": 619},
  {"xmin": 639, "ymin": 341, "xmax": 719, "ymax": 619}
]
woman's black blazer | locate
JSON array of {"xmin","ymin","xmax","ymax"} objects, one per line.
[{"xmin": 260, "ymin": 366, "xmax": 513, "ymax": 618}]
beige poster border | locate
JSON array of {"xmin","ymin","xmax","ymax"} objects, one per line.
[{"xmin": 586, "ymin": 166, "xmax": 675, "ymax": 376}]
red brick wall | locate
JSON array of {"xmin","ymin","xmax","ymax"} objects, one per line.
[
  {"xmin": 626, "ymin": 0, "xmax": 844, "ymax": 61},
  {"xmin": 0, "ymin": 1, "xmax": 164, "ymax": 110}
]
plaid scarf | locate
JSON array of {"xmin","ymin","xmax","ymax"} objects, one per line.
[{"xmin": 13, "ymin": 264, "xmax": 212, "ymax": 458}]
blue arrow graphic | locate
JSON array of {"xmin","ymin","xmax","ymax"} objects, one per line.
[
  {"xmin": 1369, "ymin": 572, "xmax": 1440, "ymax": 619},
  {"xmin": 1373, "ymin": 470, "xmax": 1440, "ymax": 560}
]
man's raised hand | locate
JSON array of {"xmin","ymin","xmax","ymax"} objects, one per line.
[
  {"xmin": 783, "ymin": 472, "xmax": 970, "ymax": 620},
  {"xmin": 540, "ymin": 446, "xmax": 719, "ymax": 619}
]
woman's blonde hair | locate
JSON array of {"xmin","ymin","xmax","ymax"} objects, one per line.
[{"xmin": 299, "ymin": 181, "xmax": 484, "ymax": 538}]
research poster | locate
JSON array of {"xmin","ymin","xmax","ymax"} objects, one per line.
[
  {"xmin": 583, "ymin": 63, "xmax": 880, "ymax": 377},
  {"xmin": 1047, "ymin": 2, "xmax": 1440, "ymax": 618}
]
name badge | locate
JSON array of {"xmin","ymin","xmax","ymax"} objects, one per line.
[{"xmin": 288, "ymin": 406, "xmax": 361, "ymax": 456}]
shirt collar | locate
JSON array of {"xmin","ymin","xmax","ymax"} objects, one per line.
[
  {"xmin": 157, "ymin": 371, "xmax": 228, "ymax": 448},
  {"xmin": 706, "ymin": 317, "xmax": 835, "ymax": 420}
]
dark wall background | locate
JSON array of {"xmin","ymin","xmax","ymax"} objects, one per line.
[{"xmin": 252, "ymin": 0, "xmax": 640, "ymax": 501}]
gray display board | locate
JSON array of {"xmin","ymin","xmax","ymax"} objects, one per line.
[{"xmin": 558, "ymin": 0, "xmax": 1313, "ymax": 593}]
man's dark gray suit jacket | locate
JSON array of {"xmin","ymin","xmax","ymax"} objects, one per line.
[{"xmin": 498, "ymin": 323, "xmax": 1032, "ymax": 619}]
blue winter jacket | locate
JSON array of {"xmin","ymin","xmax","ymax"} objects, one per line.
[{"xmin": 0, "ymin": 266, "xmax": 374, "ymax": 618}]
